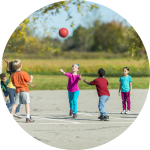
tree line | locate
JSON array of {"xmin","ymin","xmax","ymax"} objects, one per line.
[{"xmin": 5, "ymin": 20, "xmax": 146, "ymax": 57}]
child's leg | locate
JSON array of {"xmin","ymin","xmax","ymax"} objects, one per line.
[
  {"xmin": 121, "ymin": 92, "xmax": 126, "ymax": 110},
  {"xmin": 6, "ymin": 98, "xmax": 11, "ymax": 112},
  {"xmin": 10, "ymin": 92, "xmax": 20, "ymax": 114},
  {"xmin": 6, "ymin": 88, "xmax": 15, "ymax": 112},
  {"xmin": 73, "ymin": 91, "xmax": 79, "ymax": 114},
  {"xmin": 126, "ymin": 91, "xmax": 131, "ymax": 111},
  {"xmin": 16, "ymin": 104, "xmax": 21, "ymax": 113},
  {"xmin": 25, "ymin": 103, "xmax": 30, "ymax": 118},
  {"xmin": 12, "ymin": 89, "xmax": 21, "ymax": 113},
  {"xmin": 10, "ymin": 104, "xmax": 18, "ymax": 114},
  {"xmin": 99, "ymin": 96, "xmax": 109, "ymax": 116},
  {"xmin": 68, "ymin": 92, "xmax": 74, "ymax": 110}
]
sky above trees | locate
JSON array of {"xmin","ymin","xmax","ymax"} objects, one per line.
[{"xmin": 28, "ymin": 1, "xmax": 128, "ymax": 41}]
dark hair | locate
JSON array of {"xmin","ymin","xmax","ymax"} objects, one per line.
[
  {"xmin": 0, "ymin": 73, "xmax": 6, "ymax": 79},
  {"xmin": 9, "ymin": 61, "xmax": 16, "ymax": 73},
  {"xmin": 123, "ymin": 67, "xmax": 129, "ymax": 71},
  {"xmin": 98, "ymin": 68, "xmax": 105, "ymax": 77}
]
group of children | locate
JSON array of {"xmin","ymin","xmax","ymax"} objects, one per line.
[
  {"xmin": 59, "ymin": 64, "xmax": 132, "ymax": 121},
  {"xmin": 1, "ymin": 59, "xmax": 132, "ymax": 122},
  {"xmin": 1, "ymin": 59, "xmax": 35, "ymax": 123}
]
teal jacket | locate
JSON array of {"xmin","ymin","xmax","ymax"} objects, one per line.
[{"xmin": 1, "ymin": 79, "xmax": 9, "ymax": 92}]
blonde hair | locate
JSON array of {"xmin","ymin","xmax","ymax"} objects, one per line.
[
  {"xmin": 72, "ymin": 64, "xmax": 80, "ymax": 70},
  {"xmin": 13, "ymin": 59, "xmax": 22, "ymax": 70}
]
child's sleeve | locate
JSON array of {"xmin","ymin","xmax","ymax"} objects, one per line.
[
  {"xmin": 23, "ymin": 72, "xmax": 31, "ymax": 82},
  {"xmin": 90, "ymin": 79, "xmax": 96, "ymax": 85},
  {"xmin": 64, "ymin": 72, "xmax": 71, "ymax": 77},
  {"xmin": 129, "ymin": 76, "xmax": 133, "ymax": 82}
]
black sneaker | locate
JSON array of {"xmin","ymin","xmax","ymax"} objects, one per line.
[
  {"xmin": 69, "ymin": 109, "xmax": 73, "ymax": 116},
  {"xmin": 73, "ymin": 113, "xmax": 77, "ymax": 118},
  {"xmin": 100, "ymin": 115, "xmax": 109, "ymax": 121},
  {"xmin": 26, "ymin": 117, "xmax": 35, "ymax": 123},
  {"xmin": 7, "ymin": 117, "xmax": 15, "ymax": 122},
  {"xmin": 98, "ymin": 115, "xmax": 104, "ymax": 120}
]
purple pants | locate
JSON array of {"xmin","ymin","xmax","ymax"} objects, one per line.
[{"xmin": 121, "ymin": 91, "xmax": 131, "ymax": 111}]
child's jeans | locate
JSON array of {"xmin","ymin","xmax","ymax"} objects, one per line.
[
  {"xmin": 6, "ymin": 88, "xmax": 21, "ymax": 113},
  {"xmin": 121, "ymin": 91, "xmax": 130, "ymax": 111},
  {"xmin": 98, "ymin": 95, "xmax": 110, "ymax": 116},
  {"xmin": 68, "ymin": 91, "xmax": 79, "ymax": 114}
]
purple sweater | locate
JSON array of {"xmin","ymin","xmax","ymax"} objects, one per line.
[{"xmin": 65, "ymin": 72, "xmax": 81, "ymax": 92}]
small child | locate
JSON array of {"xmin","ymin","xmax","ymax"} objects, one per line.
[
  {"xmin": 10, "ymin": 59, "xmax": 34, "ymax": 123},
  {"xmin": 84, "ymin": 68, "xmax": 110, "ymax": 121},
  {"xmin": 4, "ymin": 59, "xmax": 22, "ymax": 118},
  {"xmin": 118, "ymin": 67, "xmax": 132, "ymax": 114},
  {"xmin": 59, "ymin": 64, "xmax": 82, "ymax": 118},
  {"xmin": 0, "ymin": 73, "xmax": 9, "ymax": 101}
]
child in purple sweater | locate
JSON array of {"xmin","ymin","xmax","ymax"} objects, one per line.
[{"xmin": 59, "ymin": 64, "xmax": 82, "ymax": 118}]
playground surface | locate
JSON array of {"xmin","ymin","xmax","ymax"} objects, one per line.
[{"xmin": 13, "ymin": 89, "xmax": 148, "ymax": 150}]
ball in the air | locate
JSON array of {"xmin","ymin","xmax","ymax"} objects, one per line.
[{"xmin": 59, "ymin": 28, "xmax": 69, "ymax": 38}]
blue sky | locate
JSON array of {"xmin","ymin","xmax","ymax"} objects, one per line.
[{"xmin": 30, "ymin": 1, "xmax": 129, "ymax": 41}]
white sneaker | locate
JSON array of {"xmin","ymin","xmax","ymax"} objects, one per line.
[
  {"xmin": 121, "ymin": 110, "xmax": 126, "ymax": 114},
  {"xmin": 125, "ymin": 110, "xmax": 130, "ymax": 114},
  {"xmin": 13, "ymin": 113, "xmax": 23, "ymax": 119},
  {"xmin": 0, "ymin": 111, "xmax": 5, "ymax": 117}
]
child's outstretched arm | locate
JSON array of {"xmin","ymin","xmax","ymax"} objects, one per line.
[
  {"xmin": 83, "ymin": 79, "xmax": 91, "ymax": 85},
  {"xmin": 27, "ymin": 83, "xmax": 36, "ymax": 89},
  {"xmin": 118, "ymin": 82, "xmax": 121, "ymax": 96},
  {"xmin": 59, "ymin": 68, "xmax": 66, "ymax": 75},
  {"xmin": 129, "ymin": 82, "xmax": 132, "ymax": 96}
]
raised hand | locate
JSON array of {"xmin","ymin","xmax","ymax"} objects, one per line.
[
  {"xmin": 4, "ymin": 59, "xmax": 9, "ymax": 64},
  {"xmin": 59, "ymin": 68, "xmax": 64, "ymax": 73}
]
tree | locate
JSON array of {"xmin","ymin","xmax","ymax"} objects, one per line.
[
  {"xmin": 92, "ymin": 20, "xmax": 126, "ymax": 52},
  {"xmin": 121, "ymin": 0, "xmax": 150, "ymax": 63},
  {"xmin": 0, "ymin": 0, "xmax": 98, "ymax": 73}
]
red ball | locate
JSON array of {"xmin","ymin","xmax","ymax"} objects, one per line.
[{"xmin": 59, "ymin": 28, "xmax": 69, "ymax": 38}]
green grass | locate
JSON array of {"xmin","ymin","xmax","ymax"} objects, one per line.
[{"xmin": 26, "ymin": 75, "xmax": 150, "ymax": 90}]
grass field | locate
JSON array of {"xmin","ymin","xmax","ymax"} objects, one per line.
[
  {"xmin": 2, "ymin": 58, "xmax": 149, "ymax": 89},
  {"xmin": 25, "ymin": 75, "xmax": 150, "ymax": 90},
  {"xmin": 2, "ymin": 59, "xmax": 150, "ymax": 77}
]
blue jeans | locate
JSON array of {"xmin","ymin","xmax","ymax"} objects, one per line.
[
  {"xmin": 68, "ymin": 91, "xmax": 79, "ymax": 114},
  {"xmin": 6, "ymin": 88, "xmax": 21, "ymax": 113},
  {"xmin": 98, "ymin": 95, "xmax": 110, "ymax": 116}
]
